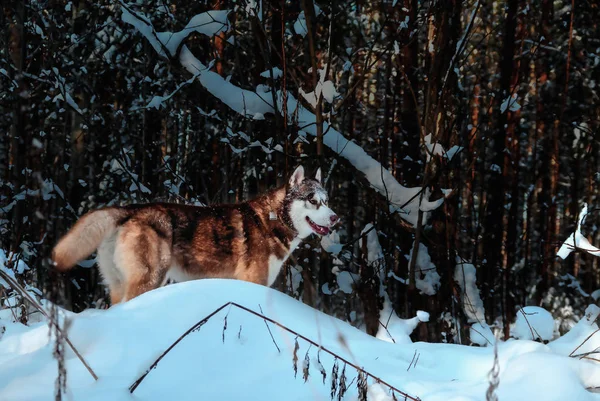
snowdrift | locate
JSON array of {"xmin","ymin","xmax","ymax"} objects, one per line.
[{"xmin": 1, "ymin": 279, "xmax": 600, "ymax": 401}]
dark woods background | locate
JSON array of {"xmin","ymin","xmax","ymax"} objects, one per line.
[{"xmin": 1, "ymin": 0, "xmax": 600, "ymax": 343}]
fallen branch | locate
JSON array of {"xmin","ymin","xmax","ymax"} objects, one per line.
[{"xmin": 128, "ymin": 301, "xmax": 421, "ymax": 401}]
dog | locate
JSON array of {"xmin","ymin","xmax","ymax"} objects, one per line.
[{"xmin": 52, "ymin": 166, "xmax": 338, "ymax": 304}]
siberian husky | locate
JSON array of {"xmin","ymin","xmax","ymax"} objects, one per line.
[{"xmin": 52, "ymin": 166, "xmax": 338, "ymax": 304}]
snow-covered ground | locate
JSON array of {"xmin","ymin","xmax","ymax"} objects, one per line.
[{"xmin": 1, "ymin": 279, "xmax": 600, "ymax": 401}]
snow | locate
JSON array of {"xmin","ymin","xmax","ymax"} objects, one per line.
[
  {"xmin": 496, "ymin": 352, "xmax": 597, "ymax": 401},
  {"xmin": 424, "ymin": 134, "xmax": 445, "ymax": 161},
  {"xmin": 454, "ymin": 258, "xmax": 495, "ymax": 346},
  {"xmin": 179, "ymin": 45, "xmax": 273, "ymax": 117},
  {"xmin": 121, "ymin": 5, "xmax": 443, "ymax": 227},
  {"xmin": 156, "ymin": 11, "xmax": 230, "ymax": 55},
  {"xmin": 558, "ymin": 203, "xmax": 600, "ymax": 258},
  {"xmin": 573, "ymin": 123, "xmax": 588, "ymax": 149},
  {"xmin": 320, "ymin": 230, "xmax": 343, "ymax": 255},
  {"xmin": 121, "ymin": 5, "xmax": 229, "ymax": 58},
  {"xmin": 121, "ymin": 6, "xmax": 169, "ymax": 58},
  {"xmin": 320, "ymin": 80, "xmax": 339, "ymax": 103},
  {"xmin": 52, "ymin": 68, "xmax": 84, "ymax": 115},
  {"xmin": 293, "ymin": 11, "xmax": 309, "ymax": 37},
  {"xmin": 335, "ymin": 270, "xmax": 357, "ymax": 294},
  {"xmin": 298, "ymin": 67, "xmax": 339, "ymax": 107},
  {"xmin": 260, "ymin": 67, "xmax": 283, "ymax": 79},
  {"xmin": 549, "ymin": 305, "xmax": 600, "ymax": 356},
  {"xmin": 354, "ymin": 226, "xmax": 428, "ymax": 344},
  {"xmin": 445, "ymin": 145, "xmax": 463, "ymax": 160},
  {"xmin": 360, "ymin": 224, "xmax": 383, "ymax": 263},
  {"xmin": 513, "ymin": 306, "xmax": 556, "ymax": 342},
  {"xmin": 144, "ymin": 73, "xmax": 200, "ymax": 110},
  {"xmin": 0, "ymin": 250, "xmax": 30, "ymax": 288},
  {"xmin": 470, "ymin": 322, "xmax": 495, "ymax": 346},
  {"xmin": 417, "ymin": 311, "xmax": 430, "ymax": 322},
  {"xmin": 455, "ymin": 258, "xmax": 486, "ymax": 324},
  {"xmin": 408, "ymin": 243, "xmax": 440, "ymax": 296},
  {"xmin": 376, "ymin": 298, "xmax": 428, "ymax": 344},
  {"xmin": 500, "ymin": 94, "xmax": 522, "ymax": 113},
  {"xmin": 2, "ymin": 280, "xmax": 600, "ymax": 401},
  {"xmin": 359, "ymin": 226, "xmax": 430, "ymax": 345},
  {"xmin": 293, "ymin": 6, "xmax": 321, "ymax": 37},
  {"xmin": 34, "ymin": 25, "xmax": 45, "ymax": 38},
  {"xmin": 0, "ymin": 264, "xmax": 17, "ymax": 290},
  {"xmin": 423, "ymin": 135, "xmax": 463, "ymax": 162},
  {"xmin": 245, "ymin": 0, "xmax": 263, "ymax": 21}
]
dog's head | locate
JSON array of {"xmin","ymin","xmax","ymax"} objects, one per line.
[{"xmin": 285, "ymin": 166, "xmax": 339, "ymax": 238}]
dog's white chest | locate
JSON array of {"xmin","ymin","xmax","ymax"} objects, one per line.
[{"xmin": 267, "ymin": 239, "xmax": 300, "ymax": 286}]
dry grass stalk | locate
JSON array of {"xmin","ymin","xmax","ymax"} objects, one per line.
[{"xmin": 128, "ymin": 301, "xmax": 422, "ymax": 400}]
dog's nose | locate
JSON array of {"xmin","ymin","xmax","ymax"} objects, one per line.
[{"xmin": 330, "ymin": 214, "xmax": 339, "ymax": 225}]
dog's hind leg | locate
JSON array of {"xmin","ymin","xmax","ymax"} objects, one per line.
[
  {"xmin": 97, "ymin": 233, "xmax": 125, "ymax": 305},
  {"xmin": 114, "ymin": 223, "xmax": 171, "ymax": 302},
  {"xmin": 109, "ymin": 286, "xmax": 125, "ymax": 305}
]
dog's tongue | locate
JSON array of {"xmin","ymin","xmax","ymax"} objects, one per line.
[
  {"xmin": 308, "ymin": 219, "xmax": 330, "ymax": 236},
  {"xmin": 313, "ymin": 224, "xmax": 329, "ymax": 236}
]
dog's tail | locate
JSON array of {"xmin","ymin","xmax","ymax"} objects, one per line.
[{"xmin": 52, "ymin": 208, "xmax": 125, "ymax": 272}]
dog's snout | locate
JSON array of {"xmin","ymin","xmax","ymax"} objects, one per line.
[{"xmin": 330, "ymin": 214, "xmax": 339, "ymax": 225}]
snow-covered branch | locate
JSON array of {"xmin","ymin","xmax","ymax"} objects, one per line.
[
  {"xmin": 120, "ymin": 5, "xmax": 273, "ymax": 118},
  {"xmin": 120, "ymin": 3, "xmax": 230, "ymax": 58},
  {"xmin": 119, "ymin": 5, "xmax": 444, "ymax": 226},
  {"xmin": 557, "ymin": 204, "xmax": 600, "ymax": 259}
]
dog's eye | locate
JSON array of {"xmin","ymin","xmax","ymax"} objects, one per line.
[{"xmin": 309, "ymin": 199, "xmax": 318, "ymax": 205}]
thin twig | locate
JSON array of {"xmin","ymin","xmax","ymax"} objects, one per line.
[
  {"xmin": 406, "ymin": 350, "xmax": 417, "ymax": 371},
  {"xmin": 569, "ymin": 328, "xmax": 600, "ymax": 358},
  {"xmin": 518, "ymin": 308, "xmax": 543, "ymax": 341},
  {"xmin": 258, "ymin": 304, "xmax": 281, "ymax": 353}
]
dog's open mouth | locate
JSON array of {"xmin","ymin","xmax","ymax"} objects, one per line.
[{"xmin": 306, "ymin": 217, "xmax": 330, "ymax": 236}]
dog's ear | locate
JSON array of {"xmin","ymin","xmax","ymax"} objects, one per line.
[
  {"xmin": 289, "ymin": 165, "xmax": 305, "ymax": 187},
  {"xmin": 315, "ymin": 167, "xmax": 322, "ymax": 184}
]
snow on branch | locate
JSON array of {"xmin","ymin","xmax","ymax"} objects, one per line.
[
  {"xmin": 52, "ymin": 67, "xmax": 84, "ymax": 115},
  {"xmin": 120, "ymin": 4, "xmax": 273, "ymax": 118},
  {"xmin": 557, "ymin": 203, "xmax": 600, "ymax": 259},
  {"xmin": 119, "ymin": 5, "xmax": 444, "ymax": 226},
  {"xmin": 120, "ymin": 4, "xmax": 171, "ymax": 58},
  {"xmin": 141, "ymin": 73, "xmax": 201, "ymax": 110},
  {"xmin": 454, "ymin": 258, "xmax": 486, "ymax": 323},
  {"xmin": 178, "ymin": 46, "xmax": 274, "ymax": 118},
  {"xmin": 357, "ymin": 224, "xmax": 429, "ymax": 343},
  {"xmin": 407, "ymin": 242, "xmax": 440, "ymax": 296},
  {"xmin": 455, "ymin": 257, "xmax": 495, "ymax": 346},
  {"xmin": 157, "ymin": 11, "xmax": 230, "ymax": 55},
  {"xmin": 120, "ymin": 3, "xmax": 230, "ymax": 58}
]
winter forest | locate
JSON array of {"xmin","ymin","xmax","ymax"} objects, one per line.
[{"xmin": 2, "ymin": 0, "xmax": 600, "ymax": 400}]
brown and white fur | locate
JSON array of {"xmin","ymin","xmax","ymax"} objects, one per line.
[{"xmin": 52, "ymin": 166, "xmax": 338, "ymax": 304}]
